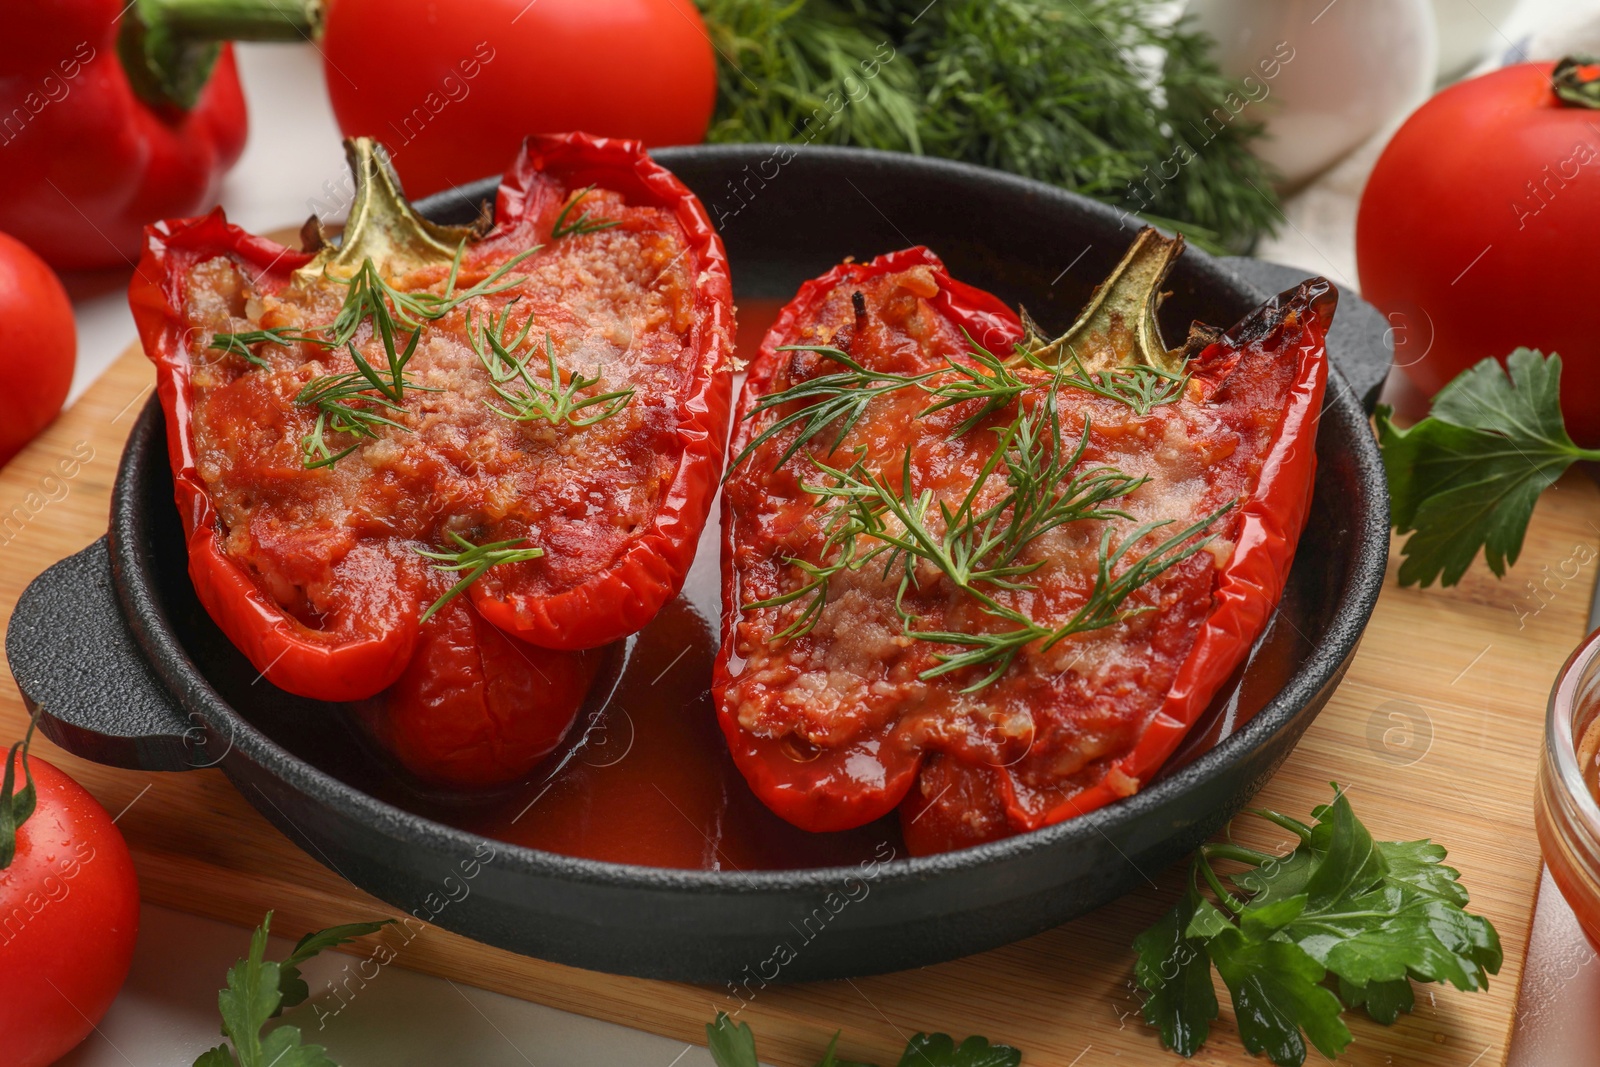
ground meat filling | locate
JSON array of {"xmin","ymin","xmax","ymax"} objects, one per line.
[
  {"xmin": 181, "ymin": 184, "xmax": 699, "ymax": 637},
  {"xmin": 724, "ymin": 265, "xmax": 1294, "ymax": 828}
]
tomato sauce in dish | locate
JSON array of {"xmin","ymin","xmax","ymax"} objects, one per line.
[
  {"xmin": 358, "ymin": 493, "xmax": 1315, "ymax": 870},
  {"xmin": 343, "ymin": 281, "xmax": 1321, "ymax": 870},
  {"xmin": 353, "ymin": 293, "xmax": 900, "ymax": 868}
]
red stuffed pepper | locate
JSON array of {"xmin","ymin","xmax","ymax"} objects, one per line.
[
  {"xmin": 130, "ymin": 133, "xmax": 733, "ymax": 787},
  {"xmin": 715, "ymin": 231, "xmax": 1331, "ymax": 855}
]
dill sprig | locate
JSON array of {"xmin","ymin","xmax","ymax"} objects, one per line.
[
  {"xmin": 416, "ymin": 532, "xmax": 545, "ymax": 625},
  {"xmin": 551, "ymin": 185, "xmax": 620, "ymax": 239},
  {"xmin": 734, "ymin": 342, "xmax": 1043, "ymax": 473},
  {"xmin": 698, "ymin": 0, "xmax": 923, "ymax": 151},
  {"xmin": 1056, "ymin": 354, "xmax": 1190, "ymax": 417},
  {"xmin": 292, "ymin": 263, "xmax": 438, "ymax": 469},
  {"xmin": 750, "ymin": 382, "xmax": 1230, "ymax": 690},
  {"xmin": 294, "ymin": 332, "xmax": 428, "ymax": 469},
  {"xmin": 466, "ymin": 300, "xmax": 537, "ymax": 384},
  {"xmin": 488, "ymin": 337, "xmax": 634, "ymax": 428},
  {"xmin": 296, "ymin": 385, "xmax": 409, "ymax": 469},
  {"xmin": 285, "ymin": 248, "xmax": 539, "ymax": 469},
  {"xmin": 328, "ymin": 247, "xmax": 537, "ymax": 342},
  {"xmin": 919, "ymin": 340, "xmax": 1030, "ymax": 436},
  {"xmin": 476, "ymin": 320, "xmax": 634, "ymax": 429},
  {"xmin": 732, "ymin": 346, "xmax": 936, "ymax": 471},
  {"xmin": 912, "ymin": 503, "xmax": 1234, "ymax": 689},
  {"xmin": 208, "ymin": 327, "xmax": 328, "ymax": 368}
]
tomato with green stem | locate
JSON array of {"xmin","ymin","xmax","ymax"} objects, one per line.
[
  {"xmin": 1358, "ymin": 56, "xmax": 1600, "ymax": 447},
  {"xmin": 0, "ymin": 720, "xmax": 140, "ymax": 1067}
]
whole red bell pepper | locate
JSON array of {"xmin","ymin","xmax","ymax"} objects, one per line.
[
  {"xmin": 129, "ymin": 133, "xmax": 732, "ymax": 786},
  {"xmin": 0, "ymin": 3, "xmax": 248, "ymax": 270},
  {"xmin": 716, "ymin": 236, "xmax": 1331, "ymax": 854}
]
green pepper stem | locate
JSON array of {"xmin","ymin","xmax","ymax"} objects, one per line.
[
  {"xmin": 295, "ymin": 138, "xmax": 478, "ymax": 285},
  {"xmin": 1020, "ymin": 227, "xmax": 1205, "ymax": 376},
  {"xmin": 137, "ymin": 0, "xmax": 322, "ymax": 40},
  {"xmin": 119, "ymin": 0, "xmax": 323, "ymax": 110}
]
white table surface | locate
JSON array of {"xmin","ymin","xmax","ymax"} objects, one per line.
[{"xmin": 37, "ymin": 7, "xmax": 1599, "ymax": 1063}]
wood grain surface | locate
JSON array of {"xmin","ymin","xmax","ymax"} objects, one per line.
[{"xmin": 1, "ymin": 345, "xmax": 1594, "ymax": 1067}]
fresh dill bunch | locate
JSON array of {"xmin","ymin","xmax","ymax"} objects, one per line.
[
  {"xmin": 894, "ymin": 0, "xmax": 1281, "ymax": 252},
  {"xmin": 698, "ymin": 0, "xmax": 922, "ymax": 151},
  {"xmin": 695, "ymin": 0, "xmax": 1282, "ymax": 252}
]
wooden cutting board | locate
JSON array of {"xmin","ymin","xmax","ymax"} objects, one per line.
[{"xmin": 2, "ymin": 345, "xmax": 1595, "ymax": 1067}]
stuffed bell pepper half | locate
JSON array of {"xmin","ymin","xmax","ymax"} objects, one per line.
[
  {"xmin": 716, "ymin": 231, "xmax": 1332, "ymax": 855},
  {"xmin": 130, "ymin": 133, "xmax": 733, "ymax": 789}
]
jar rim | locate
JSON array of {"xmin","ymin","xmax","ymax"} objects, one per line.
[{"xmin": 1548, "ymin": 626, "xmax": 1600, "ymax": 849}]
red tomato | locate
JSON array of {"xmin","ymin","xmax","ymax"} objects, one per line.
[
  {"xmin": 0, "ymin": 753, "xmax": 139, "ymax": 1067},
  {"xmin": 1357, "ymin": 61, "xmax": 1600, "ymax": 445},
  {"xmin": 320, "ymin": 0, "xmax": 718, "ymax": 196},
  {"xmin": 0, "ymin": 233, "xmax": 75, "ymax": 466}
]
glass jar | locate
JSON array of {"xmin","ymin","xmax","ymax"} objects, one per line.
[{"xmin": 1536, "ymin": 627, "xmax": 1600, "ymax": 952}]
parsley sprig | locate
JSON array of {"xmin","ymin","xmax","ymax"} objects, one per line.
[
  {"xmin": 707, "ymin": 1012, "xmax": 1020, "ymax": 1067},
  {"xmin": 1377, "ymin": 349, "xmax": 1600, "ymax": 587},
  {"xmin": 193, "ymin": 911, "xmax": 390, "ymax": 1067},
  {"xmin": 1133, "ymin": 786, "xmax": 1501, "ymax": 1066}
]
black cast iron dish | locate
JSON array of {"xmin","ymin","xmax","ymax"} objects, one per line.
[{"xmin": 6, "ymin": 146, "xmax": 1391, "ymax": 982}]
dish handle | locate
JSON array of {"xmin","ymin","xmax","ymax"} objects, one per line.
[{"xmin": 6, "ymin": 537, "xmax": 203, "ymax": 772}]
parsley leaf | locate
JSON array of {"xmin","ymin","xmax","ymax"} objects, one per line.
[
  {"xmin": 894, "ymin": 1034, "xmax": 1021, "ymax": 1067},
  {"xmin": 1338, "ymin": 977, "xmax": 1414, "ymax": 1026},
  {"xmin": 1132, "ymin": 885, "xmax": 1217, "ymax": 1055},
  {"xmin": 1238, "ymin": 791, "xmax": 1502, "ymax": 993},
  {"xmin": 1376, "ymin": 349, "xmax": 1600, "ymax": 587},
  {"xmin": 1132, "ymin": 786, "xmax": 1500, "ymax": 1066},
  {"xmin": 195, "ymin": 911, "xmax": 390, "ymax": 1067},
  {"xmin": 277, "ymin": 921, "xmax": 392, "ymax": 1014},
  {"xmin": 707, "ymin": 1013, "xmax": 761, "ymax": 1067},
  {"xmin": 1206, "ymin": 923, "xmax": 1351, "ymax": 1064},
  {"xmin": 705, "ymin": 1012, "xmax": 1018, "ymax": 1067}
]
